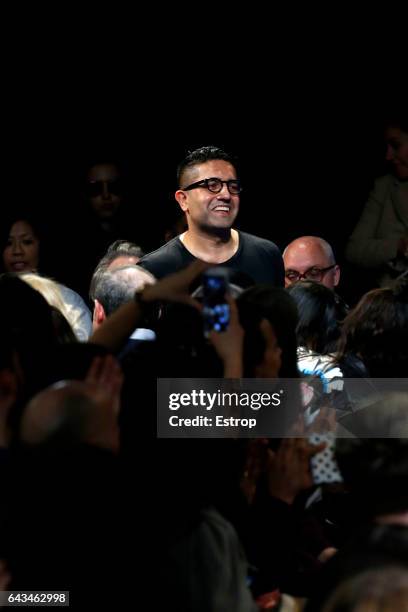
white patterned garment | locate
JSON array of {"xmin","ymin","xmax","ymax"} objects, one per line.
[{"xmin": 297, "ymin": 347, "xmax": 346, "ymax": 484}]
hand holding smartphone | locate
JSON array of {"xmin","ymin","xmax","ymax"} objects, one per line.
[{"xmin": 202, "ymin": 268, "xmax": 230, "ymax": 337}]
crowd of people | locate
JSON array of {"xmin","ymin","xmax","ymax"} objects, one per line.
[{"xmin": 0, "ymin": 114, "xmax": 407, "ymax": 610}]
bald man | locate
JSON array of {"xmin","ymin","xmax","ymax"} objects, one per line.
[{"xmin": 283, "ymin": 236, "xmax": 340, "ymax": 289}]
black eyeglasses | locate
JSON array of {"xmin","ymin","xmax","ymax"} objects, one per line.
[
  {"xmin": 85, "ymin": 178, "xmax": 123, "ymax": 197},
  {"xmin": 285, "ymin": 265, "xmax": 336, "ymax": 283},
  {"xmin": 181, "ymin": 177, "xmax": 242, "ymax": 195}
]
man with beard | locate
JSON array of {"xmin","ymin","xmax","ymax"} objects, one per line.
[{"xmin": 139, "ymin": 146, "xmax": 284, "ymax": 286}]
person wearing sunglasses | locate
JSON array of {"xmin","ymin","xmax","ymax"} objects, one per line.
[
  {"xmin": 85, "ymin": 162, "xmax": 124, "ymax": 222},
  {"xmin": 283, "ymin": 236, "xmax": 340, "ymax": 290},
  {"xmin": 139, "ymin": 146, "xmax": 284, "ymax": 286},
  {"xmin": 60, "ymin": 160, "xmax": 141, "ymax": 300}
]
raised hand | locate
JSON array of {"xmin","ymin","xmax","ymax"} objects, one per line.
[
  {"xmin": 207, "ymin": 295, "xmax": 244, "ymax": 378},
  {"xmin": 141, "ymin": 259, "xmax": 209, "ymax": 310},
  {"xmin": 266, "ymin": 438, "xmax": 326, "ymax": 505}
]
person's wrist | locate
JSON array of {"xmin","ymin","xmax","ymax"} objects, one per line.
[
  {"xmin": 224, "ymin": 352, "xmax": 243, "ymax": 367},
  {"xmin": 134, "ymin": 286, "xmax": 154, "ymax": 308}
]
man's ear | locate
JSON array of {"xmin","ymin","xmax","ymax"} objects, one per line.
[
  {"xmin": 92, "ymin": 299, "xmax": 106, "ymax": 329},
  {"xmin": 175, "ymin": 190, "xmax": 189, "ymax": 213},
  {"xmin": 333, "ymin": 265, "xmax": 341, "ymax": 287}
]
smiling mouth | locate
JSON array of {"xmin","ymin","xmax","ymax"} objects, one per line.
[{"xmin": 212, "ymin": 206, "xmax": 231, "ymax": 213}]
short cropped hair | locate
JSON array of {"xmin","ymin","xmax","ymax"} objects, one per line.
[
  {"xmin": 177, "ymin": 146, "xmax": 238, "ymax": 187},
  {"xmin": 105, "ymin": 240, "xmax": 144, "ymax": 257},
  {"xmin": 94, "ymin": 265, "xmax": 155, "ymax": 317},
  {"xmin": 89, "ymin": 242, "xmax": 144, "ymax": 301}
]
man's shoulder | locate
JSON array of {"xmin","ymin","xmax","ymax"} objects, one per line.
[
  {"xmin": 140, "ymin": 236, "xmax": 182, "ymax": 260},
  {"xmin": 238, "ymin": 231, "xmax": 281, "ymax": 255},
  {"xmin": 138, "ymin": 236, "xmax": 190, "ymax": 278},
  {"xmin": 234, "ymin": 231, "xmax": 284, "ymax": 286}
]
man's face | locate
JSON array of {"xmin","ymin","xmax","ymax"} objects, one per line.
[
  {"xmin": 284, "ymin": 242, "xmax": 339, "ymax": 289},
  {"xmin": 385, "ymin": 127, "xmax": 408, "ymax": 180},
  {"xmin": 175, "ymin": 160, "xmax": 240, "ymax": 233},
  {"xmin": 86, "ymin": 163, "xmax": 122, "ymax": 220}
]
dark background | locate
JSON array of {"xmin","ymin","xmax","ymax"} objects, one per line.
[
  {"xmin": 1, "ymin": 87, "xmax": 400, "ymax": 304},
  {"xmin": 6, "ymin": 105, "xmax": 387, "ymax": 248}
]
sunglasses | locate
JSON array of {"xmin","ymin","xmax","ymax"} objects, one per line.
[{"xmin": 85, "ymin": 178, "xmax": 123, "ymax": 197}]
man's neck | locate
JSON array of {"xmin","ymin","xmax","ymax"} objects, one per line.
[
  {"xmin": 180, "ymin": 228, "xmax": 239, "ymax": 264},
  {"xmin": 376, "ymin": 511, "xmax": 408, "ymax": 526}
]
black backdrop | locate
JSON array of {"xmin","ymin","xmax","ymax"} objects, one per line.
[{"xmin": 1, "ymin": 98, "xmax": 396, "ymax": 303}]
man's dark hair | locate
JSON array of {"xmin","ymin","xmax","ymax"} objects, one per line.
[{"xmin": 177, "ymin": 146, "xmax": 238, "ymax": 188}]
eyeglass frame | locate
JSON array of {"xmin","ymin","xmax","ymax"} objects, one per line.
[
  {"xmin": 180, "ymin": 177, "xmax": 242, "ymax": 195},
  {"xmin": 285, "ymin": 264, "xmax": 337, "ymax": 283}
]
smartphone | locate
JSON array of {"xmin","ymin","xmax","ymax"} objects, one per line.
[{"xmin": 202, "ymin": 267, "xmax": 230, "ymax": 336}]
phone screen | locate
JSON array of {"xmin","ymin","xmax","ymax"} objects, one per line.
[{"xmin": 202, "ymin": 270, "xmax": 230, "ymax": 336}]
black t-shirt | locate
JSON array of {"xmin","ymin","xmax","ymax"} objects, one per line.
[{"xmin": 138, "ymin": 231, "xmax": 284, "ymax": 286}]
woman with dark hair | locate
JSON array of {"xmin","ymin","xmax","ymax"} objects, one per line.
[
  {"xmin": 336, "ymin": 274, "xmax": 408, "ymax": 378},
  {"xmin": 284, "ymin": 282, "xmax": 350, "ymax": 415},
  {"xmin": 1, "ymin": 212, "xmax": 43, "ymax": 275},
  {"xmin": 346, "ymin": 114, "xmax": 408, "ymax": 287},
  {"xmin": 1, "ymin": 212, "xmax": 92, "ymax": 341},
  {"xmin": 326, "ymin": 275, "xmax": 408, "ymax": 438},
  {"xmin": 286, "ymin": 281, "xmax": 348, "ymax": 356},
  {"xmin": 277, "ymin": 284, "xmax": 350, "ymax": 513}
]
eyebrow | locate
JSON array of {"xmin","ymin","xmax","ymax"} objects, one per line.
[
  {"xmin": 9, "ymin": 233, "xmax": 34, "ymax": 239},
  {"xmin": 88, "ymin": 177, "xmax": 119, "ymax": 182},
  {"xmin": 285, "ymin": 266, "xmax": 323, "ymax": 272}
]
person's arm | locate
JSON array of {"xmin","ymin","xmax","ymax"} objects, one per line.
[{"xmin": 89, "ymin": 260, "xmax": 207, "ymax": 351}]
